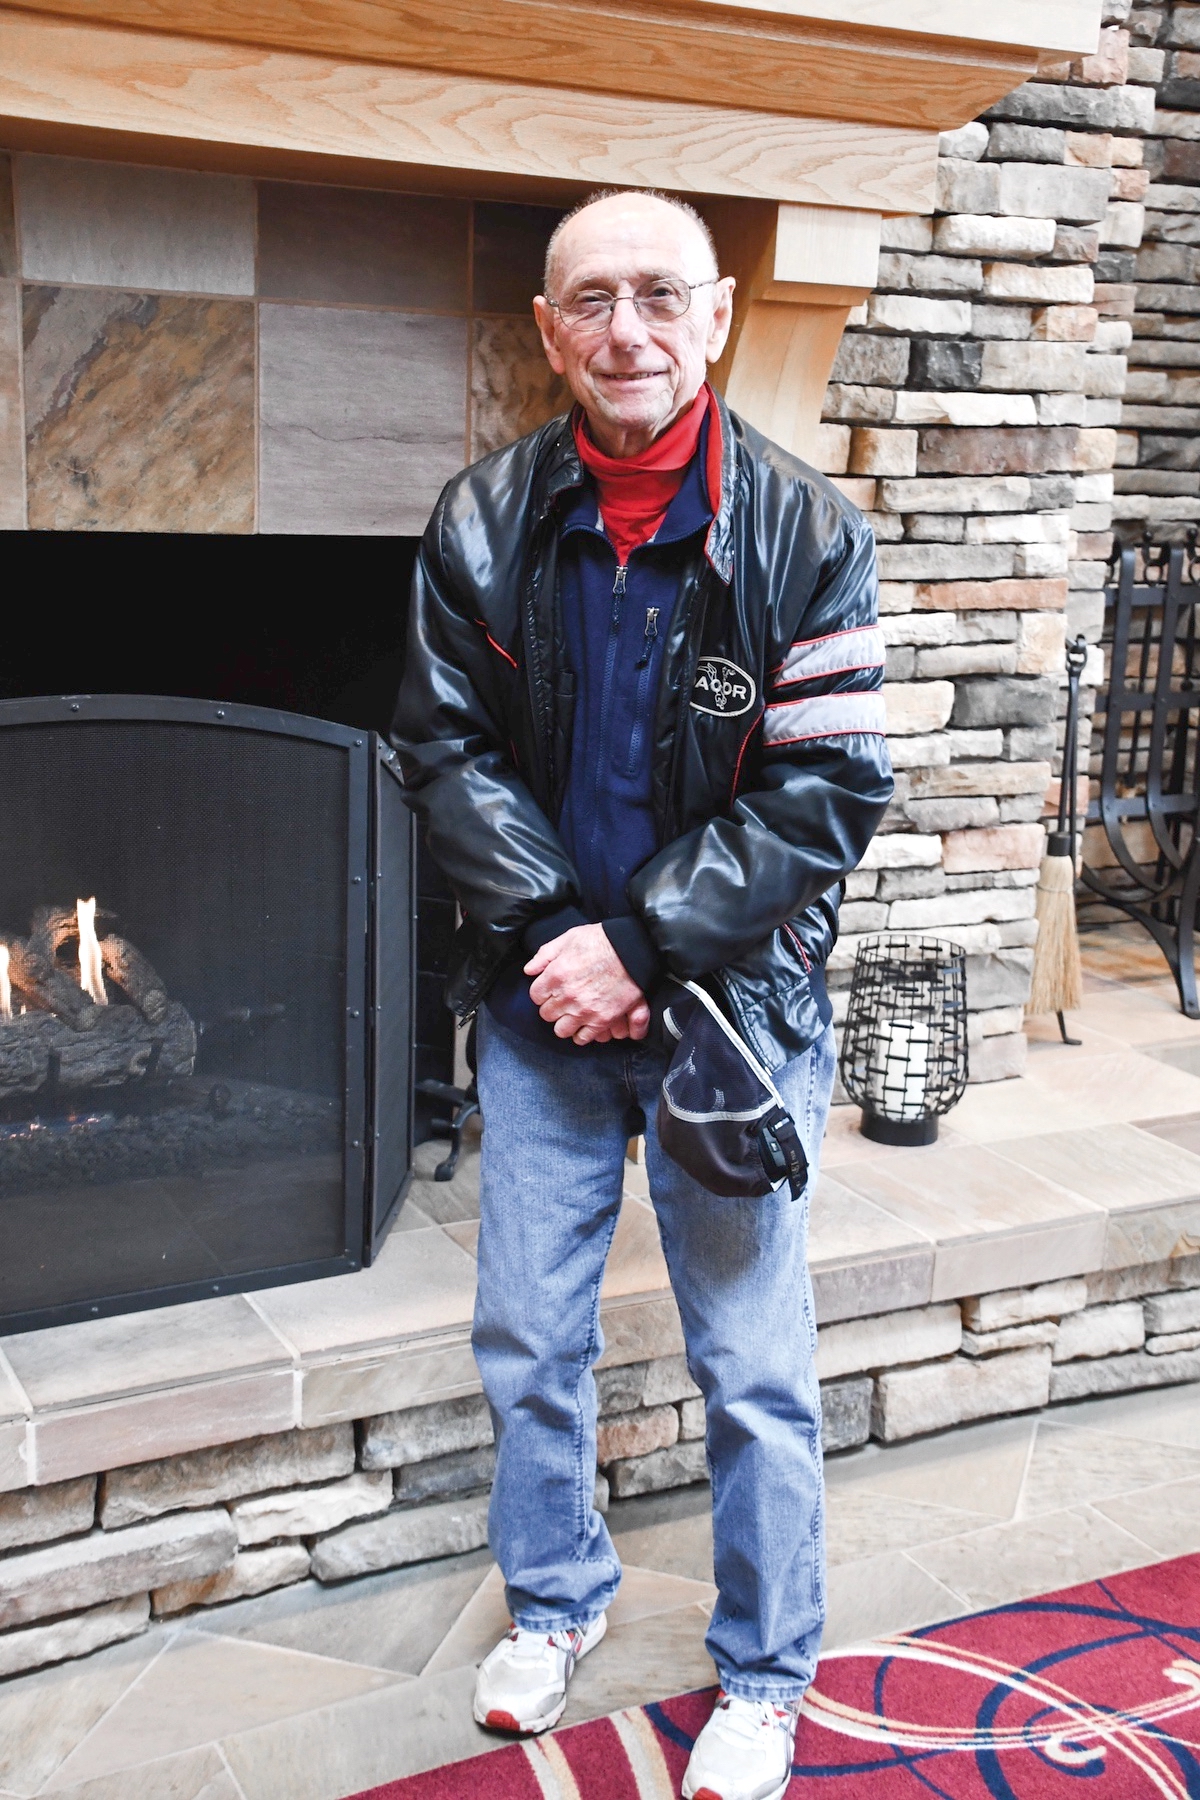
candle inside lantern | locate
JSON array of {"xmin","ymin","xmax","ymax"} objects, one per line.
[
  {"xmin": 880, "ymin": 1018, "xmax": 931, "ymax": 1121},
  {"xmin": 77, "ymin": 898, "xmax": 108, "ymax": 1006},
  {"xmin": 0, "ymin": 945, "xmax": 10, "ymax": 1022}
]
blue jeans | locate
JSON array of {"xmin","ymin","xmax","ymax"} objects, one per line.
[{"xmin": 472, "ymin": 1007, "xmax": 836, "ymax": 1703}]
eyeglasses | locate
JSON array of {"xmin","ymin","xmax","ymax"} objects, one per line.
[{"xmin": 546, "ymin": 276, "xmax": 718, "ymax": 334}]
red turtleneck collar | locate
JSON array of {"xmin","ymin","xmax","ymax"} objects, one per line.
[{"xmin": 573, "ymin": 385, "xmax": 718, "ymax": 568}]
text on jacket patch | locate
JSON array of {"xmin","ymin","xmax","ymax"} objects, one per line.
[{"xmin": 690, "ymin": 657, "xmax": 757, "ymax": 718}]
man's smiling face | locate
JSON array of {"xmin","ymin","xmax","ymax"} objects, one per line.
[{"xmin": 533, "ymin": 194, "xmax": 734, "ymax": 458}]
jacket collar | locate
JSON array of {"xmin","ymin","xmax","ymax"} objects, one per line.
[
  {"xmin": 558, "ymin": 410, "xmax": 714, "ymax": 549},
  {"xmin": 534, "ymin": 387, "xmax": 737, "ymax": 586}
]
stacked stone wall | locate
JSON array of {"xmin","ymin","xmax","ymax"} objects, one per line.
[
  {"xmin": 0, "ymin": 1255, "xmax": 1194, "ymax": 1683},
  {"xmin": 817, "ymin": 2, "xmax": 1142, "ymax": 1067},
  {"xmin": 1115, "ymin": 1, "xmax": 1200, "ymax": 543}
]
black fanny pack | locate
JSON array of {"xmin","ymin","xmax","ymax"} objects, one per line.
[{"xmin": 657, "ymin": 980, "xmax": 808, "ymax": 1200}]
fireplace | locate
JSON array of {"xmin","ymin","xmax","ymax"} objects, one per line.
[{"xmin": 0, "ymin": 692, "xmax": 414, "ymax": 1333}]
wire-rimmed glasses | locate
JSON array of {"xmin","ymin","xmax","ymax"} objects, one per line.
[{"xmin": 546, "ymin": 276, "xmax": 718, "ymax": 334}]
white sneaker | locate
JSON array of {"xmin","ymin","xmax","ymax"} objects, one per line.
[
  {"xmin": 682, "ymin": 1692, "xmax": 799, "ymax": 1800},
  {"xmin": 473, "ymin": 1613, "xmax": 607, "ymax": 1734}
]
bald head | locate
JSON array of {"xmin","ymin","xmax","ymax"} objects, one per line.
[
  {"xmin": 544, "ymin": 190, "xmax": 718, "ymax": 298},
  {"xmin": 533, "ymin": 189, "xmax": 733, "ymax": 458}
]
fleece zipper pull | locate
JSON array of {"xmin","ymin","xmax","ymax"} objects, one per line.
[
  {"xmin": 635, "ymin": 607, "xmax": 660, "ymax": 670},
  {"xmin": 609, "ymin": 564, "xmax": 628, "ymax": 632}
]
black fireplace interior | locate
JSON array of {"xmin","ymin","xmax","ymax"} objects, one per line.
[
  {"xmin": 0, "ymin": 532, "xmax": 456, "ymax": 1331},
  {"xmin": 1, "ymin": 530, "xmax": 454, "ymax": 1124}
]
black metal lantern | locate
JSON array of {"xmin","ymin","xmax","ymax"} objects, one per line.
[{"xmin": 839, "ymin": 935, "xmax": 969, "ymax": 1146}]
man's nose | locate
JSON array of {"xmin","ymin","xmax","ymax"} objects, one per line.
[{"xmin": 606, "ymin": 294, "xmax": 650, "ymax": 347}]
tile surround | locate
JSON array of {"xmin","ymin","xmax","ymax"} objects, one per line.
[
  {"xmin": 22, "ymin": 286, "xmax": 255, "ymax": 532},
  {"xmin": 472, "ymin": 202, "xmax": 559, "ymax": 315},
  {"xmin": 258, "ymin": 304, "xmax": 467, "ymax": 534},
  {"xmin": 0, "ymin": 157, "xmax": 567, "ymax": 533},
  {"xmin": 470, "ymin": 316, "xmax": 569, "ymax": 459},
  {"xmin": 1101, "ymin": 1195, "xmax": 1200, "ymax": 1271},
  {"xmin": 257, "ymin": 185, "xmax": 468, "ymax": 311},
  {"xmin": 298, "ymin": 1337, "xmax": 480, "ymax": 1432},
  {"xmin": 16, "ymin": 158, "xmax": 255, "ymax": 296},
  {"xmin": 0, "ymin": 156, "xmax": 15, "ymax": 279}
]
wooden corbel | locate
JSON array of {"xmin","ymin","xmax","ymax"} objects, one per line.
[{"xmin": 704, "ymin": 200, "xmax": 881, "ymax": 466}]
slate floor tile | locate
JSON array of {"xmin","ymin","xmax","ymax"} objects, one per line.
[
  {"xmin": 44, "ymin": 1632, "xmax": 397, "ymax": 1789},
  {"xmin": 823, "ymin": 1416, "xmax": 1035, "ymax": 1523},
  {"xmin": 190, "ymin": 1551, "xmax": 494, "ymax": 1676},
  {"xmin": 1094, "ymin": 1475, "xmax": 1200, "ymax": 1558},
  {"xmin": 1015, "ymin": 1420, "xmax": 1200, "ymax": 1517},
  {"xmin": 44, "ymin": 1745, "xmax": 240, "ymax": 1800},
  {"xmin": 605, "ymin": 1484, "xmax": 715, "ymax": 1584},
  {"xmin": 822, "ymin": 1551, "xmax": 967, "ymax": 1653},
  {"xmin": 1044, "ymin": 1378, "xmax": 1200, "ymax": 1448},
  {"xmin": 0, "ymin": 1629, "xmax": 166, "ymax": 1796},
  {"xmin": 907, "ymin": 1505, "xmax": 1157, "ymax": 1613},
  {"xmin": 220, "ymin": 1666, "xmax": 491, "ymax": 1800},
  {"xmin": 824, "ymin": 1490, "xmax": 994, "ymax": 1566}
]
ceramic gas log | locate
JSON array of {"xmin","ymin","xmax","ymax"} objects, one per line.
[{"xmin": 0, "ymin": 900, "xmax": 196, "ymax": 1098}]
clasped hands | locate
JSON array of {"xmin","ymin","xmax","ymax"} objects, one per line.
[{"xmin": 525, "ymin": 923, "xmax": 650, "ymax": 1046}]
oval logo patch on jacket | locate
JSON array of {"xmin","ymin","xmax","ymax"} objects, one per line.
[{"xmin": 691, "ymin": 657, "xmax": 757, "ymax": 718}]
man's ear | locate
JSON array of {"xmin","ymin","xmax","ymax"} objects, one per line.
[
  {"xmin": 533, "ymin": 297, "xmax": 568, "ymax": 375},
  {"xmin": 705, "ymin": 276, "xmax": 736, "ymax": 366}
]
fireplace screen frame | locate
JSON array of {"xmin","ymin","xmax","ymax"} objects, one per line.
[{"xmin": 0, "ymin": 692, "xmax": 416, "ymax": 1334}]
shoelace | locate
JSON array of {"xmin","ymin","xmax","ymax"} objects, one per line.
[
  {"xmin": 714, "ymin": 1696, "xmax": 793, "ymax": 1741},
  {"xmin": 505, "ymin": 1627, "xmax": 580, "ymax": 1662}
]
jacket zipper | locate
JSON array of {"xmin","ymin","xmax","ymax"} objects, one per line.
[
  {"xmin": 635, "ymin": 606, "xmax": 659, "ymax": 670},
  {"xmin": 588, "ymin": 564, "xmax": 627, "ymax": 871},
  {"xmin": 625, "ymin": 607, "xmax": 659, "ymax": 777}
]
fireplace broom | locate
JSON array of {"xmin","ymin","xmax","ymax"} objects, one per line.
[{"xmin": 1027, "ymin": 634, "xmax": 1089, "ymax": 1043}]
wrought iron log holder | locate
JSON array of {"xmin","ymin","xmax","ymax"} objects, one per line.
[{"xmin": 1081, "ymin": 536, "xmax": 1200, "ymax": 1018}]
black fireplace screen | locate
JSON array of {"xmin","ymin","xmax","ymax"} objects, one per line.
[{"xmin": 0, "ymin": 695, "xmax": 414, "ymax": 1332}]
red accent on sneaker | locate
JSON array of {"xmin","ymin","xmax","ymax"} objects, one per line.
[
  {"xmin": 691, "ymin": 1789, "xmax": 725, "ymax": 1800},
  {"xmin": 483, "ymin": 1711, "xmax": 528, "ymax": 1735}
]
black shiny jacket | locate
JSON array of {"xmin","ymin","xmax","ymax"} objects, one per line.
[{"xmin": 392, "ymin": 390, "xmax": 894, "ymax": 1071}]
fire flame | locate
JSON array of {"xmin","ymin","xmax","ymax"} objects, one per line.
[
  {"xmin": 0, "ymin": 945, "xmax": 10, "ymax": 1022},
  {"xmin": 77, "ymin": 898, "xmax": 108, "ymax": 1007}
]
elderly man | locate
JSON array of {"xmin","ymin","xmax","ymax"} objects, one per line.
[{"xmin": 394, "ymin": 188, "xmax": 891, "ymax": 1800}]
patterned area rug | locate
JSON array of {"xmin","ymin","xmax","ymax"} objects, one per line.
[{"xmin": 347, "ymin": 1552, "xmax": 1200, "ymax": 1798}]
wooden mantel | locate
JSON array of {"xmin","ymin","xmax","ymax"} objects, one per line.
[{"xmin": 0, "ymin": 0, "xmax": 1102, "ymax": 458}]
